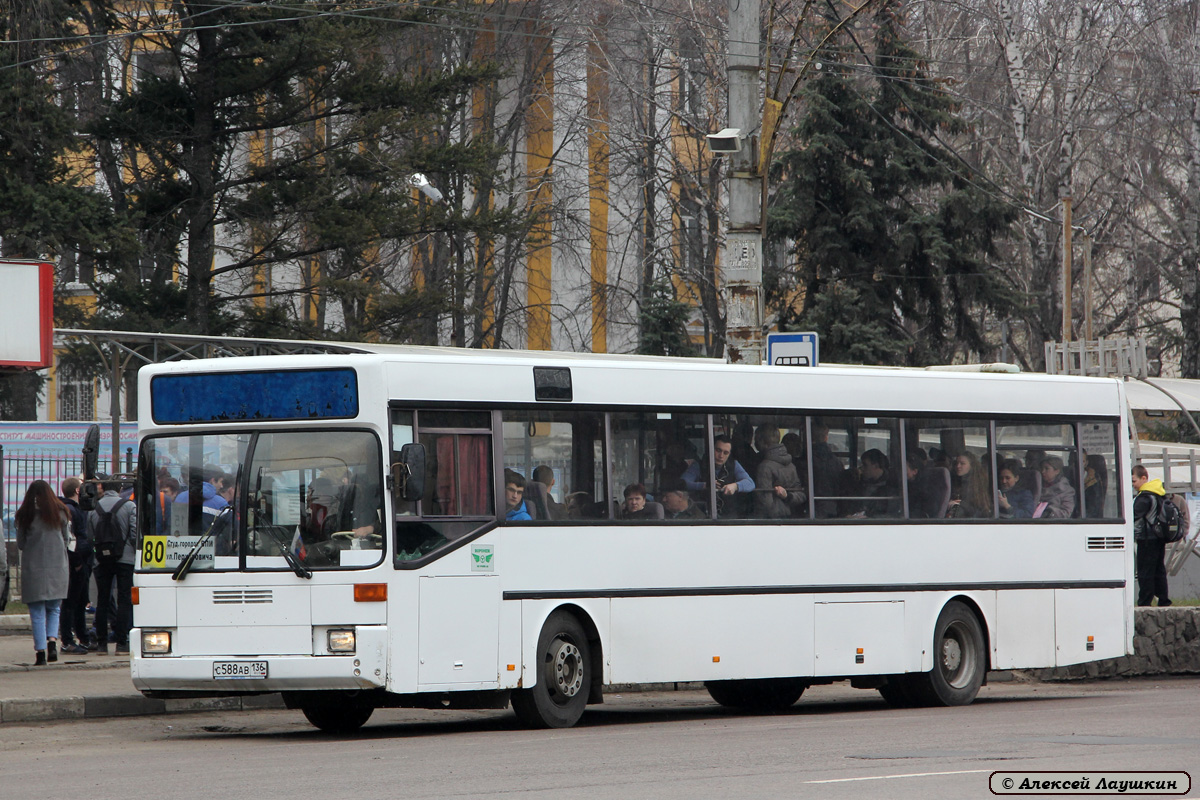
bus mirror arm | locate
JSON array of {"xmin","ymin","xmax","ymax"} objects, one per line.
[{"xmin": 395, "ymin": 444, "xmax": 426, "ymax": 503}]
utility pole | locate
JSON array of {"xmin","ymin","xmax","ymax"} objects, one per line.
[{"xmin": 719, "ymin": 0, "xmax": 764, "ymax": 365}]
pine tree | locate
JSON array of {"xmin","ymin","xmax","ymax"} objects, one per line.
[
  {"xmin": 84, "ymin": 1, "xmax": 527, "ymax": 341},
  {"xmin": 768, "ymin": 0, "xmax": 1016, "ymax": 365}
]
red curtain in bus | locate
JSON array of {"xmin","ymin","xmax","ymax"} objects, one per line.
[{"xmin": 435, "ymin": 434, "xmax": 491, "ymax": 516}]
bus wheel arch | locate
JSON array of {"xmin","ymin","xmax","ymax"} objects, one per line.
[
  {"xmin": 909, "ymin": 596, "xmax": 989, "ymax": 707},
  {"xmin": 512, "ymin": 606, "xmax": 601, "ymax": 728}
]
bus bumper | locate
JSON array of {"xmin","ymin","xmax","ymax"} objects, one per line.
[{"xmin": 130, "ymin": 626, "xmax": 387, "ymax": 694}]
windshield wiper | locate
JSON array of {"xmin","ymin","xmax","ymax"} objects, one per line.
[
  {"xmin": 261, "ymin": 526, "xmax": 312, "ymax": 579},
  {"xmin": 172, "ymin": 507, "xmax": 231, "ymax": 582}
]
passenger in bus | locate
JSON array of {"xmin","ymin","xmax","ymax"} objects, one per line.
[
  {"xmin": 681, "ymin": 435, "xmax": 754, "ymax": 517},
  {"xmin": 155, "ymin": 476, "xmax": 180, "ymax": 536},
  {"xmin": 997, "ymin": 459, "xmax": 1035, "ymax": 519},
  {"xmin": 1084, "ymin": 454, "xmax": 1108, "ymax": 517},
  {"xmin": 731, "ymin": 420, "xmax": 762, "ymax": 479},
  {"xmin": 857, "ymin": 449, "xmax": 894, "ymax": 517},
  {"xmin": 811, "ymin": 421, "xmax": 842, "ymax": 518},
  {"xmin": 532, "ymin": 465, "xmax": 566, "ymax": 520},
  {"xmin": 754, "ymin": 426, "xmax": 807, "ymax": 519},
  {"xmin": 504, "ymin": 469, "xmax": 533, "ymax": 521},
  {"xmin": 947, "ymin": 451, "xmax": 991, "ymax": 518},
  {"xmin": 1024, "ymin": 449, "xmax": 1047, "ymax": 471},
  {"xmin": 304, "ymin": 476, "xmax": 339, "ymax": 540},
  {"xmin": 660, "ymin": 482, "xmax": 705, "ymax": 520},
  {"xmin": 906, "ymin": 454, "xmax": 940, "ymax": 518},
  {"xmin": 620, "ymin": 484, "xmax": 660, "ymax": 520},
  {"xmin": 1037, "ymin": 457, "xmax": 1076, "ymax": 519}
]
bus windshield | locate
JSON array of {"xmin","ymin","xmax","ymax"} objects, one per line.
[{"xmin": 139, "ymin": 430, "xmax": 384, "ymax": 572}]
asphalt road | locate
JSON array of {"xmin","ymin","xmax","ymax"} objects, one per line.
[{"xmin": 4, "ymin": 678, "xmax": 1198, "ymax": 800}]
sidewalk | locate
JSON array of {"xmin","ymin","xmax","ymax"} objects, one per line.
[{"xmin": 0, "ymin": 620, "xmax": 283, "ymax": 724}]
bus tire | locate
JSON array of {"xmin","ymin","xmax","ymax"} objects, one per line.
[
  {"xmin": 301, "ymin": 704, "xmax": 374, "ymax": 733},
  {"xmin": 910, "ymin": 601, "xmax": 986, "ymax": 707},
  {"xmin": 511, "ymin": 611, "xmax": 591, "ymax": 729},
  {"xmin": 704, "ymin": 678, "xmax": 807, "ymax": 711}
]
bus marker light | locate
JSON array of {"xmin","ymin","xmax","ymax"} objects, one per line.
[
  {"xmin": 712, "ymin": 656, "xmax": 720, "ymax": 663},
  {"xmin": 131, "ymin": 587, "xmax": 140, "ymax": 605},
  {"xmin": 328, "ymin": 629, "xmax": 356, "ymax": 653},
  {"xmin": 354, "ymin": 583, "xmax": 387, "ymax": 602},
  {"xmin": 856, "ymin": 648, "xmax": 865, "ymax": 664},
  {"xmin": 1087, "ymin": 636, "xmax": 1095, "ymax": 652},
  {"xmin": 507, "ymin": 664, "xmax": 516, "ymax": 671}
]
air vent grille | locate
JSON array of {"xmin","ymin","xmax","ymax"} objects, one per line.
[
  {"xmin": 1086, "ymin": 536, "xmax": 1125, "ymax": 551},
  {"xmin": 212, "ymin": 589, "xmax": 274, "ymax": 604}
]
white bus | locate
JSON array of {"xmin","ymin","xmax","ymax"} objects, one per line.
[{"xmin": 130, "ymin": 348, "xmax": 1133, "ymax": 732}]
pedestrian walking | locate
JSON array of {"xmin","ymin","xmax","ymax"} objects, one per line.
[{"xmin": 15, "ymin": 480, "xmax": 71, "ymax": 665}]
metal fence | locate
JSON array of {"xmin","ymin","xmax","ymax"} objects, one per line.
[{"xmin": 0, "ymin": 443, "xmax": 134, "ymax": 534}]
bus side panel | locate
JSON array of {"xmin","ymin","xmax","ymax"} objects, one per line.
[
  {"xmin": 607, "ymin": 596, "xmax": 814, "ymax": 684},
  {"xmin": 417, "ymin": 575, "xmax": 500, "ymax": 688},
  {"xmin": 386, "ymin": 573, "xmax": 421, "ymax": 693},
  {"xmin": 1055, "ymin": 588, "xmax": 1126, "ymax": 666},
  {"xmin": 992, "ymin": 590, "xmax": 1056, "ymax": 669},
  {"xmin": 519, "ymin": 599, "xmax": 610, "ymax": 687},
  {"xmin": 813, "ymin": 600, "xmax": 906, "ymax": 676}
]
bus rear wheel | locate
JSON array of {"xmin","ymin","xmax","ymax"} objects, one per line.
[
  {"xmin": 511, "ymin": 611, "xmax": 591, "ymax": 729},
  {"xmin": 301, "ymin": 704, "xmax": 374, "ymax": 733},
  {"xmin": 705, "ymin": 678, "xmax": 807, "ymax": 712},
  {"xmin": 908, "ymin": 601, "xmax": 986, "ymax": 707}
]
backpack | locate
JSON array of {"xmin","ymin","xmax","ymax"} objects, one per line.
[
  {"xmin": 92, "ymin": 498, "xmax": 130, "ymax": 564},
  {"xmin": 1153, "ymin": 494, "xmax": 1185, "ymax": 544}
]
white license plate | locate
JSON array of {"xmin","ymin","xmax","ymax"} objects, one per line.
[{"xmin": 212, "ymin": 660, "xmax": 268, "ymax": 680}]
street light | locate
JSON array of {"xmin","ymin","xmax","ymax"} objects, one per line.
[{"xmin": 409, "ymin": 173, "xmax": 443, "ymax": 204}]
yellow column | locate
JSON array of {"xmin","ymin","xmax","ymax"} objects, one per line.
[
  {"xmin": 526, "ymin": 24, "xmax": 554, "ymax": 351},
  {"xmin": 587, "ymin": 34, "xmax": 609, "ymax": 353},
  {"xmin": 248, "ymin": 122, "xmax": 270, "ymax": 308}
]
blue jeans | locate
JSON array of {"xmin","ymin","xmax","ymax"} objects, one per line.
[{"xmin": 28, "ymin": 599, "xmax": 63, "ymax": 652}]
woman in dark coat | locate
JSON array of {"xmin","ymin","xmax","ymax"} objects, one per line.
[{"xmin": 15, "ymin": 480, "xmax": 71, "ymax": 665}]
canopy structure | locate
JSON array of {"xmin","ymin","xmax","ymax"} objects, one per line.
[{"xmin": 1124, "ymin": 377, "xmax": 1200, "ymax": 414}]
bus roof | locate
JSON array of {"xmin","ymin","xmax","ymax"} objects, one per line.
[{"xmin": 139, "ymin": 346, "xmax": 1124, "ymax": 422}]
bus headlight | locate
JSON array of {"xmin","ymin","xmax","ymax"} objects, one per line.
[
  {"xmin": 142, "ymin": 631, "xmax": 172, "ymax": 655},
  {"xmin": 327, "ymin": 629, "xmax": 356, "ymax": 653}
]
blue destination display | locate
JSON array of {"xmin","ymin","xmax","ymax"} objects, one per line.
[{"xmin": 151, "ymin": 368, "xmax": 359, "ymax": 423}]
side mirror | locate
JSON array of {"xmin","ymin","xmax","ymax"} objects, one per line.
[
  {"xmin": 82, "ymin": 424, "xmax": 100, "ymax": 480},
  {"xmin": 392, "ymin": 443, "xmax": 426, "ymax": 503}
]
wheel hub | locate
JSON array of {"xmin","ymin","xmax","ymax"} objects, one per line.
[
  {"xmin": 942, "ymin": 637, "xmax": 962, "ymax": 674},
  {"xmin": 551, "ymin": 639, "xmax": 584, "ymax": 698}
]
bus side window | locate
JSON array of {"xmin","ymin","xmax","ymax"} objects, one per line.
[{"xmin": 501, "ymin": 410, "xmax": 607, "ymax": 521}]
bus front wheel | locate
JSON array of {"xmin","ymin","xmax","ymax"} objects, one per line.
[
  {"xmin": 910, "ymin": 601, "xmax": 986, "ymax": 707},
  {"xmin": 705, "ymin": 678, "xmax": 807, "ymax": 711},
  {"xmin": 511, "ymin": 611, "xmax": 591, "ymax": 729},
  {"xmin": 301, "ymin": 704, "xmax": 374, "ymax": 733}
]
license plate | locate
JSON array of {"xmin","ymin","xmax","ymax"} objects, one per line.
[{"xmin": 212, "ymin": 660, "xmax": 268, "ymax": 680}]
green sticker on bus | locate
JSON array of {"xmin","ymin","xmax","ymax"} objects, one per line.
[{"xmin": 471, "ymin": 544, "xmax": 494, "ymax": 572}]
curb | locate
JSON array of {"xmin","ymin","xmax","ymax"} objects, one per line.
[
  {"xmin": 0, "ymin": 692, "xmax": 285, "ymax": 724},
  {"xmin": 0, "ymin": 615, "xmax": 31, "ymax": 632}
]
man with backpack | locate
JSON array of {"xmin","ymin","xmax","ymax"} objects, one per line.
[
  {"xmin": 1132, "ymin": 464, "xmax": 1173, "ymax": 607},
  {"xmin": 89, "ymin": 475, "xmax": 136, "ymax": 655}
]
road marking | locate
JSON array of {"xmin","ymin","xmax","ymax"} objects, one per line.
[{"xmin": 806, "ymin": 769, "xmax": 991, "ymax": 784}]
